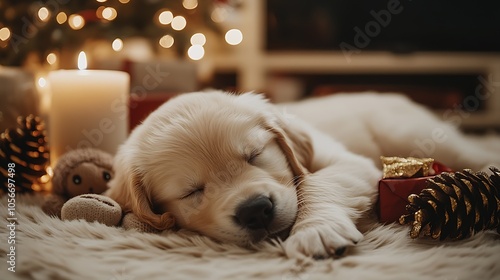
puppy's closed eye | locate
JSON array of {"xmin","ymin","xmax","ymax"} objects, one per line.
[
  {"xmin": 246, "ymin": 149, "xmax": 263, "ymax": 165},
  {"xmin": 181, "ymin": 184, "xmax": 205, "ymax": 200}
]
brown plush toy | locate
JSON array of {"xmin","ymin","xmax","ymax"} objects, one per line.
[
  {"xmin": 42, "ymin": 148, "xmax": 114, "ymax": 218},
  {"xmin": 42, "ymin": 148, "xmax": 158, "ymax": 232}
]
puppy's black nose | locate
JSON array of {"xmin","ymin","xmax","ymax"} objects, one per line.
[{"xmin": 234, "ymin": 195, "xmax": 274, "ymax": 230}]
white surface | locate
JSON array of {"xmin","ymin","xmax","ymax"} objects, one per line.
[{"xmin": 1, "ymin": 193, "xmax": 498, "ymax": 279}]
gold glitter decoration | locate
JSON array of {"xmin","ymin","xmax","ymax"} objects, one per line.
[
  {"xmin": 400, "ymin": 167, "xmax": 500, "ymax": 240},
  {"xmin": 381, "ymin": 156, "xmax": 434, "ymax": 179}
]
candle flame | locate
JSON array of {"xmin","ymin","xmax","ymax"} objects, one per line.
[{"xmin": 78, "ymin": 51, "xmax": 87, "ymax": 70}]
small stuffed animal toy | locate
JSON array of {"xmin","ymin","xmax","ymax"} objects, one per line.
[
  {"xmin": 43, "ymin": 148, "xmax": 158, "ymax": 232},
  {"xmin": 42, "ymin": 148, "xmax": 114, "ymax": 218}
]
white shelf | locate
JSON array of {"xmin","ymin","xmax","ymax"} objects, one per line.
[
  {"xmin": 211, "ymin": 51, "xmax": 500, "ymax": 73},
  {"xmin": 264, "ymin": 52, "xmax": 500, "ymax": 73}
]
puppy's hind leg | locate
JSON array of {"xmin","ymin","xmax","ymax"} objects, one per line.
[{"xmin": 367, "ymin": 97, "xmax": 500, "ymax": 171}]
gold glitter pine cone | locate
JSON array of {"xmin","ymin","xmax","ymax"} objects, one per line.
[
  {"xmin": 399, "ymin": 167, "xmax": 500, "ymax": 240},
  {"xmin": 0, "ymin": 115, "xmax": 50, "ymax": 193}
]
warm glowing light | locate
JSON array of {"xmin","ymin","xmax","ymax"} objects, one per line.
[
  {"xmin": 38, "ymin": 7, "xmax": 50, "ymax": 22},
  {"xmin": 183, "ymin": 0, "xmax": 198, "ymax": 10},
  {"xmin": 211, "ymin": 6, "xmax": 228, "ymax": 23},
  {"xmin": 158, "ymin": 11, "xmax": 173, "ymax": 25},
  {"xmin": 112, "ymin": 38, "xmax": 123, "ymax": 51},
  {"xmin": 40, "ymin": 174, "xmax": 51, "ymax": 184},
  {"xmin": 56, "ymin": 12, "xmax": 67, "ymax": 24},
  {"xmin": 96, "ymin": 6, "xmax": 105, "ymax": 19},
  {"xmin": 102, "ymin": 7, "xmax": 111, "ymax": 19},
  {"xmin": 190, "ymin": 33, "xmax": 206, "ymax": 46},
  {"xmin": 102, "ymin": 8, "xmax": 111, "ymax": 18},
  {"xmin": 69, "ymin": 14, "xmax": 85, "ymax": 30},
  {"xmin": 159, "ymin": 35, "xmax": 174, "ymax": 48},
  {"xmin": 119, "ymin": 0, "xmax": 130, "ymax": 3},
  {"xmin": 171, "ymin": 16, "xmax": 186, "ymax": 31},
  {"xmin": 46, "ymin": 53, "xmax": 57, "ymax": 65},
  {"xmin": 102, "ymin": 7, "xmax": 117, "ymax": 21},
  {"xmin": 40, "ymin": 166, "xmax": 54, "ymax": 184},
  {"xmin": 78, "ymin": 51, "xmax": 87, "ymax": 70},
  {"xmin": 225, "ymin": 29, "xmax": 243, "ymax": 45},
  {"xmin": 187, "ymin": 45, "xmax": 204, "ymax": 60},
  {"xmin": 96, "ymin": 0, "xmax": 107, "ymax": 2},
  {"xmin": 38, "ymin": 77, "xmax": 47, "ymax": 88},
  {"xmin": 0, "ymin": 27, "xmax": 11, "ymax": 41}
]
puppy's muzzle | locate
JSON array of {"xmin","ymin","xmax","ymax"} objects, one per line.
[{"xmin": 234, "ymin": 195, "xmax": 274, "ymax": 230}]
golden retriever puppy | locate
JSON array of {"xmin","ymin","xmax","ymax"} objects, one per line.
[{"xmin": 106, "ymin": 90, "xmax": 499, "ymax": 258}]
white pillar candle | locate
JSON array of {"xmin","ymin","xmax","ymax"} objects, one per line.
[{"xmin": 48, "ymin": 52, "xmax": 129, "ymax": 165}]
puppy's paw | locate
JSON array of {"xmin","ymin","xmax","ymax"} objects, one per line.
[{"xmin": 283, "ymin": 221, "xmax": 363, "ymax": 259}]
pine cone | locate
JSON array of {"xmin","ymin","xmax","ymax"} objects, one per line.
[
  {"xmin": 0, "ymin": 115, "xmax": 50, "ymax": 193},
  {"xmin": 400, "ymin": 167, "xmax": 500, "ymax": 240}
]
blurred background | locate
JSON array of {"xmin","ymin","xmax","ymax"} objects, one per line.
[{"xmin": 1, "ymin": 0, "xmax": 500, "ymax": 132}]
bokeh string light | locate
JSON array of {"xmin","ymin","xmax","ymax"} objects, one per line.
[
  {"xmin": 46, "ymin": 52, "xmax": 57, "ymax": 65},
  {"xmin": 187, "ymin": 45, "xmax": 204, "ymax": 60},
  {"xmin": 158, "ymin": 10, "xmax": 174, "ymax": 25},
  {"xmin": 102, "ymin": 7, "xmax": 117, "ymax": 21},
  {"xmin": 183, "ymin": 0, "xmax": 198, "ymax": 10},
  {"xmin": 171, "ymin": 16, "xmax": 187, "ymax": 31},
  {"xmin": 225, "ymin": 29, "xmax": 243, "ymax": 46},
  {"xmin": 68, "ymin": 14, "xmax": 85, "ymax": 30},
  {"xmin": 0, "ymin": 1, "xmax": 242, "ymax": 64},
  {"xmin": 56, "ymin": 12, "xmax": 67, "ymax": 24},
  {"xmin": 37, "ymin": 7, "xmax": 50, "ymax": 22},
  {"xmin": 159, "ymin": 35, "xmax": 175, "ymax": 48},
  {"xmin": 112, "ymin": 38, "xmax": 123, "ymax": 51},
  {"xmin": 0, "ymin": 27, "xmax": 11, "ymax": 41},
  {"xmin": 190, "ymin": 33, "xmax": 206, "ymax": 46}
]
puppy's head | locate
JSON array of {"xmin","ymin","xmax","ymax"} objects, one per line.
[{"xmin": 107, "ymin": 91, "xmax": 312, "ymax": 246}]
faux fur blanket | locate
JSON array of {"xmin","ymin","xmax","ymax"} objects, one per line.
[{"xmin": 1, "ymin": 194, "xmax": 499, "ymax": 280}]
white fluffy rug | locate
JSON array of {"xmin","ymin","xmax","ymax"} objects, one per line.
[{"xmin": 1, "ymin": 194, "xmax": 499, "ymax": 280}]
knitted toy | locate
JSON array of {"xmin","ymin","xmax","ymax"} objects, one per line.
[
  {"xmin": 42, "ymin": 148, "xmax": 114, "ymax": 218},
  {"xmin": 62, "ymin": 193, "xmax": 158, "ymax": 232},
  {"xmin": 42, "ymin": 148, "xmax": 158, "ymax": 232}
]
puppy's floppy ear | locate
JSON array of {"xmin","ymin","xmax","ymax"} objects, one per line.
[
  {"xmin": 264, "ymin": 118, "xmax": 313, "ymax": 182},
  {"xmin": 239, "ymin": 91, "xmax": 312, "ymax": 181},
  {"xmin": 106, "ymin": 162, "xmax": 174, "ymax": 231}
]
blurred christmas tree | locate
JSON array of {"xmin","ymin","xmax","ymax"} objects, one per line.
[{"xmin": 0, "ymin": 0, "xmax": 229, "ymax": 66}]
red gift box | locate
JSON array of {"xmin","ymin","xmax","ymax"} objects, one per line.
[
  {"xmin": 377, "ymin": 162, "xmax": 452, "ymax": 223},
  {"xmin": 129, "ymin": 93, "xmax": 175, "ymax": 131}
]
